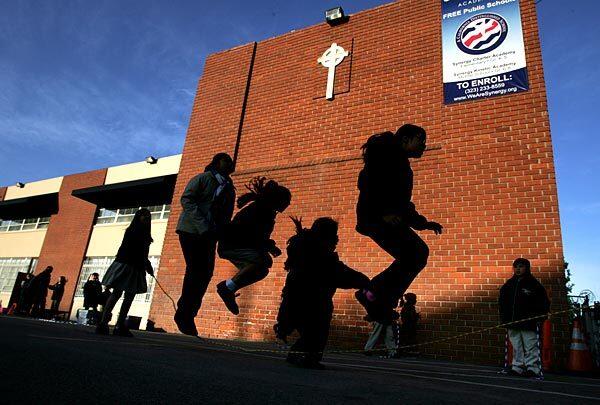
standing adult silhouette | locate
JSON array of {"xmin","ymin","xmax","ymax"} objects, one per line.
[
  {"xmin": 355, "ymin": 124, "xmax": 443, "ymax": 321},
  {"xmin": 174, "ymin": 153, "xmax": 236, "ymax": 336},
  {"xmin": 29, "ymin": 266, "xmax": 53, "ymax": 317}
]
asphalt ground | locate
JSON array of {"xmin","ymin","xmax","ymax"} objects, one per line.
[{"xmin": 1, "ymin": 316, "xmax": 599, "ymax": 404}]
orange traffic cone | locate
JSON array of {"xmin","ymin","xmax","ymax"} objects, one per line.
[
  {"xmin": 506, "ymin": 333, "xmax": 513, "ymax": 366},
  {"xmin": 541, "ymin": 320, "xmax": 552, "ymax": 370},
  {"xmin": 6, "ymin": 303, "xmax": 17, "ymax": 315},
  {"xmin": 566, "ymin": 318, "xmax": 594, "ymax": 372}
]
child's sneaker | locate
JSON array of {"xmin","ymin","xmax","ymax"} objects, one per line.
[
  {"xmin": 524, "ymin": 370, "xmax": 543, "ymax": 380},
  {"xmin": 217, "ymin": 281, "xmax": 240, "ymax": 315},
  {"xmin": 507, "ymin": 368, "xmax": 524, "ymax": 377},
  {"xmin": 355, "ymin": 289, "xmax": 386, "ymax": 322}
]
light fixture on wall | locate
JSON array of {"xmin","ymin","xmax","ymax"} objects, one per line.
[
  {"xmin": 145, "ymin": 156, "xmax": 158, "ymax": 164},
  {"xmin": 15, "ymin": 182, "xmax": 25, "ymax": 188},
  {"xmin": 325, "ymin": 7, "xmax": 348, "ymax": 26}
]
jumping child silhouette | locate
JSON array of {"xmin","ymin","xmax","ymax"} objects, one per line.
[
  {"xmin": 275, "ymin": 217, "xmax": 370, "ymax": 369},
  {"xmin": 217, "ymin": 177, "xmax": 291, "ymax": 315},
  {"xmin": 355, "ymin": 125, "xmax": 443, "ymax": 322}
]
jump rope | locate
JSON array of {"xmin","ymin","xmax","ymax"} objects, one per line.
[
  {"xmin": 150, "ymin": 274, "xmax": 177, "ymax": 312},
  {"xmin": 147, "ymin": 272, "xmax": 575, "ymax": 356}
]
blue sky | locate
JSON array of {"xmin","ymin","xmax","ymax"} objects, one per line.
[{"xmin": 0, "ymin": 1, "xmax": 598, "ymax": 298}]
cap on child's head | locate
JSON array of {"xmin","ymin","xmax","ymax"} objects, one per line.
[{"xmin": 404, "ymin": 293, "xmax": 417, "ymax": 305}]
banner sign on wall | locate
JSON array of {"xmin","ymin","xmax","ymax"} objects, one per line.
[{"xmin": 442, "ymin": 0, "xmax": 529, "ymax": 104}]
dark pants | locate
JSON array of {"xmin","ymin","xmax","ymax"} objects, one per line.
[
  {"xmin": 368, "ymin": 226, "xmax": 429, "ymax": 307},
  {"xmin": 288, "ymin": 312, "xmax": 332, "ymax": 364},
  {"xmin": 84, "ymin": 297, "xmax": 98, "ymax": 312},
  {"xmin": 100, "ymin": 289, "xmax": 136, "ymax": 327},
  {"xmin": 31, "ymin": 294, "xmax": 47, "ymax": 317},
  {"xmin": 18, "ymin": 291, "xmax": 32, "ymax": 314},
  {"xmin": 176, "ymin": 231, "xmax": 217, "ymax": 320},
  {"xmin": 50, "ymin": 299, "xmax": 61, "ymax": 313}
]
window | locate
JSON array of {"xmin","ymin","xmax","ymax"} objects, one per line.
[
  {"xmin": 96, "ymin": 209, "xmax": 117, "ymax": 224},
  {"xmin": 115, "ymin": 207, "xmax": 137, "ymax": 223},
  {"xmin": 95, "ymin": 205, "xmax": 170, "ymax": 225},
  {"xmin": 22, "ymin": 218, "xmax": 38, "ymax": 231},
  {"xmin": 75, "ymin": 256, "xmax": 160, "ymax": 303},
  {"xmin": 30, "ymin": 258, "xmax": 39, "ymax": 273},
  {"xmin": 37, "ymin": 217, "xmax": 50, "ymax": 229},
  {"xmin": 0, "ymin": 217, "xmax": 51, "ymax": 232},
  {"xmin": 147, "ymin": 205, "xmax": 171, "ymax": 220},
  {"xmin": 8, "ymin": 220, "xmax": 24, "ymax": 232},
  {"xmin": 0, "ymin": 257, "xmax": 37, "ymax": 293}
]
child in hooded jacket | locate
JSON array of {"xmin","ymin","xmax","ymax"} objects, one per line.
[
  {"xmin": 275, "ymin": 217, "xmax": 370, "ymax": 369},
  {"xmin": 398, "ymin": 293, "xmax": 420, "ymax": 353},
  {"xmin": 499, "ymin": 258, "xmax": 550, "ymax": 378}
]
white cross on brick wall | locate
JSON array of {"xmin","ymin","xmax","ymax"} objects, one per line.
[{"xmin": 318, "ymin": 43, "xmax": 349, "ymax": 100}]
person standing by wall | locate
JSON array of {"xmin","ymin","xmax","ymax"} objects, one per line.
[
  {"xmin": 354, "ymin": 125, "xmax": 443, "ymax": 322},
  {"xmin": 48, "ymin": 276, "xmax": 67, "ymax": 315},
  {"xmin": 83, "ymin": 272, "xmax": 103, "ymax": 325},
  {"xmin": 29, "ymin": 266, "xmax": 53, "ymax": 317},
  {"xmin": 499, "ymin": 258, "xmax": 550, "ymax": 379},
  {"xmin": 398, "ymin": 293, "xmax": 420, "ymax": 354},
  {"xmin": 83, "ymin": 273, "xmax": 102, "ymax": 311},
  {"xmin": 17, "ymin": 273, "xmax": 34, "ymax": 314},
  {"xmin": 95, "ymin": 209, "xmax": 155, "ymax": 337},
  {"xmin": 174, "ymin": 153, "xmax": 235, "ymax": 336}
]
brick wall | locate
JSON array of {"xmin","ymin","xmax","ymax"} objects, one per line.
[
  {"xmin": 151, "ymin": 0, "xmax": 569, "ymax": 366},
  {"xmin": 35, "ymin": 170, "xmax": 106, "ymax": 313},
  {"xmin": 0, "ymin": 187, "xmax": 6, "ymax": 201},
  {"xmin": 148, "ymin": 43, "xmax": 257, "ymax": 332}
]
